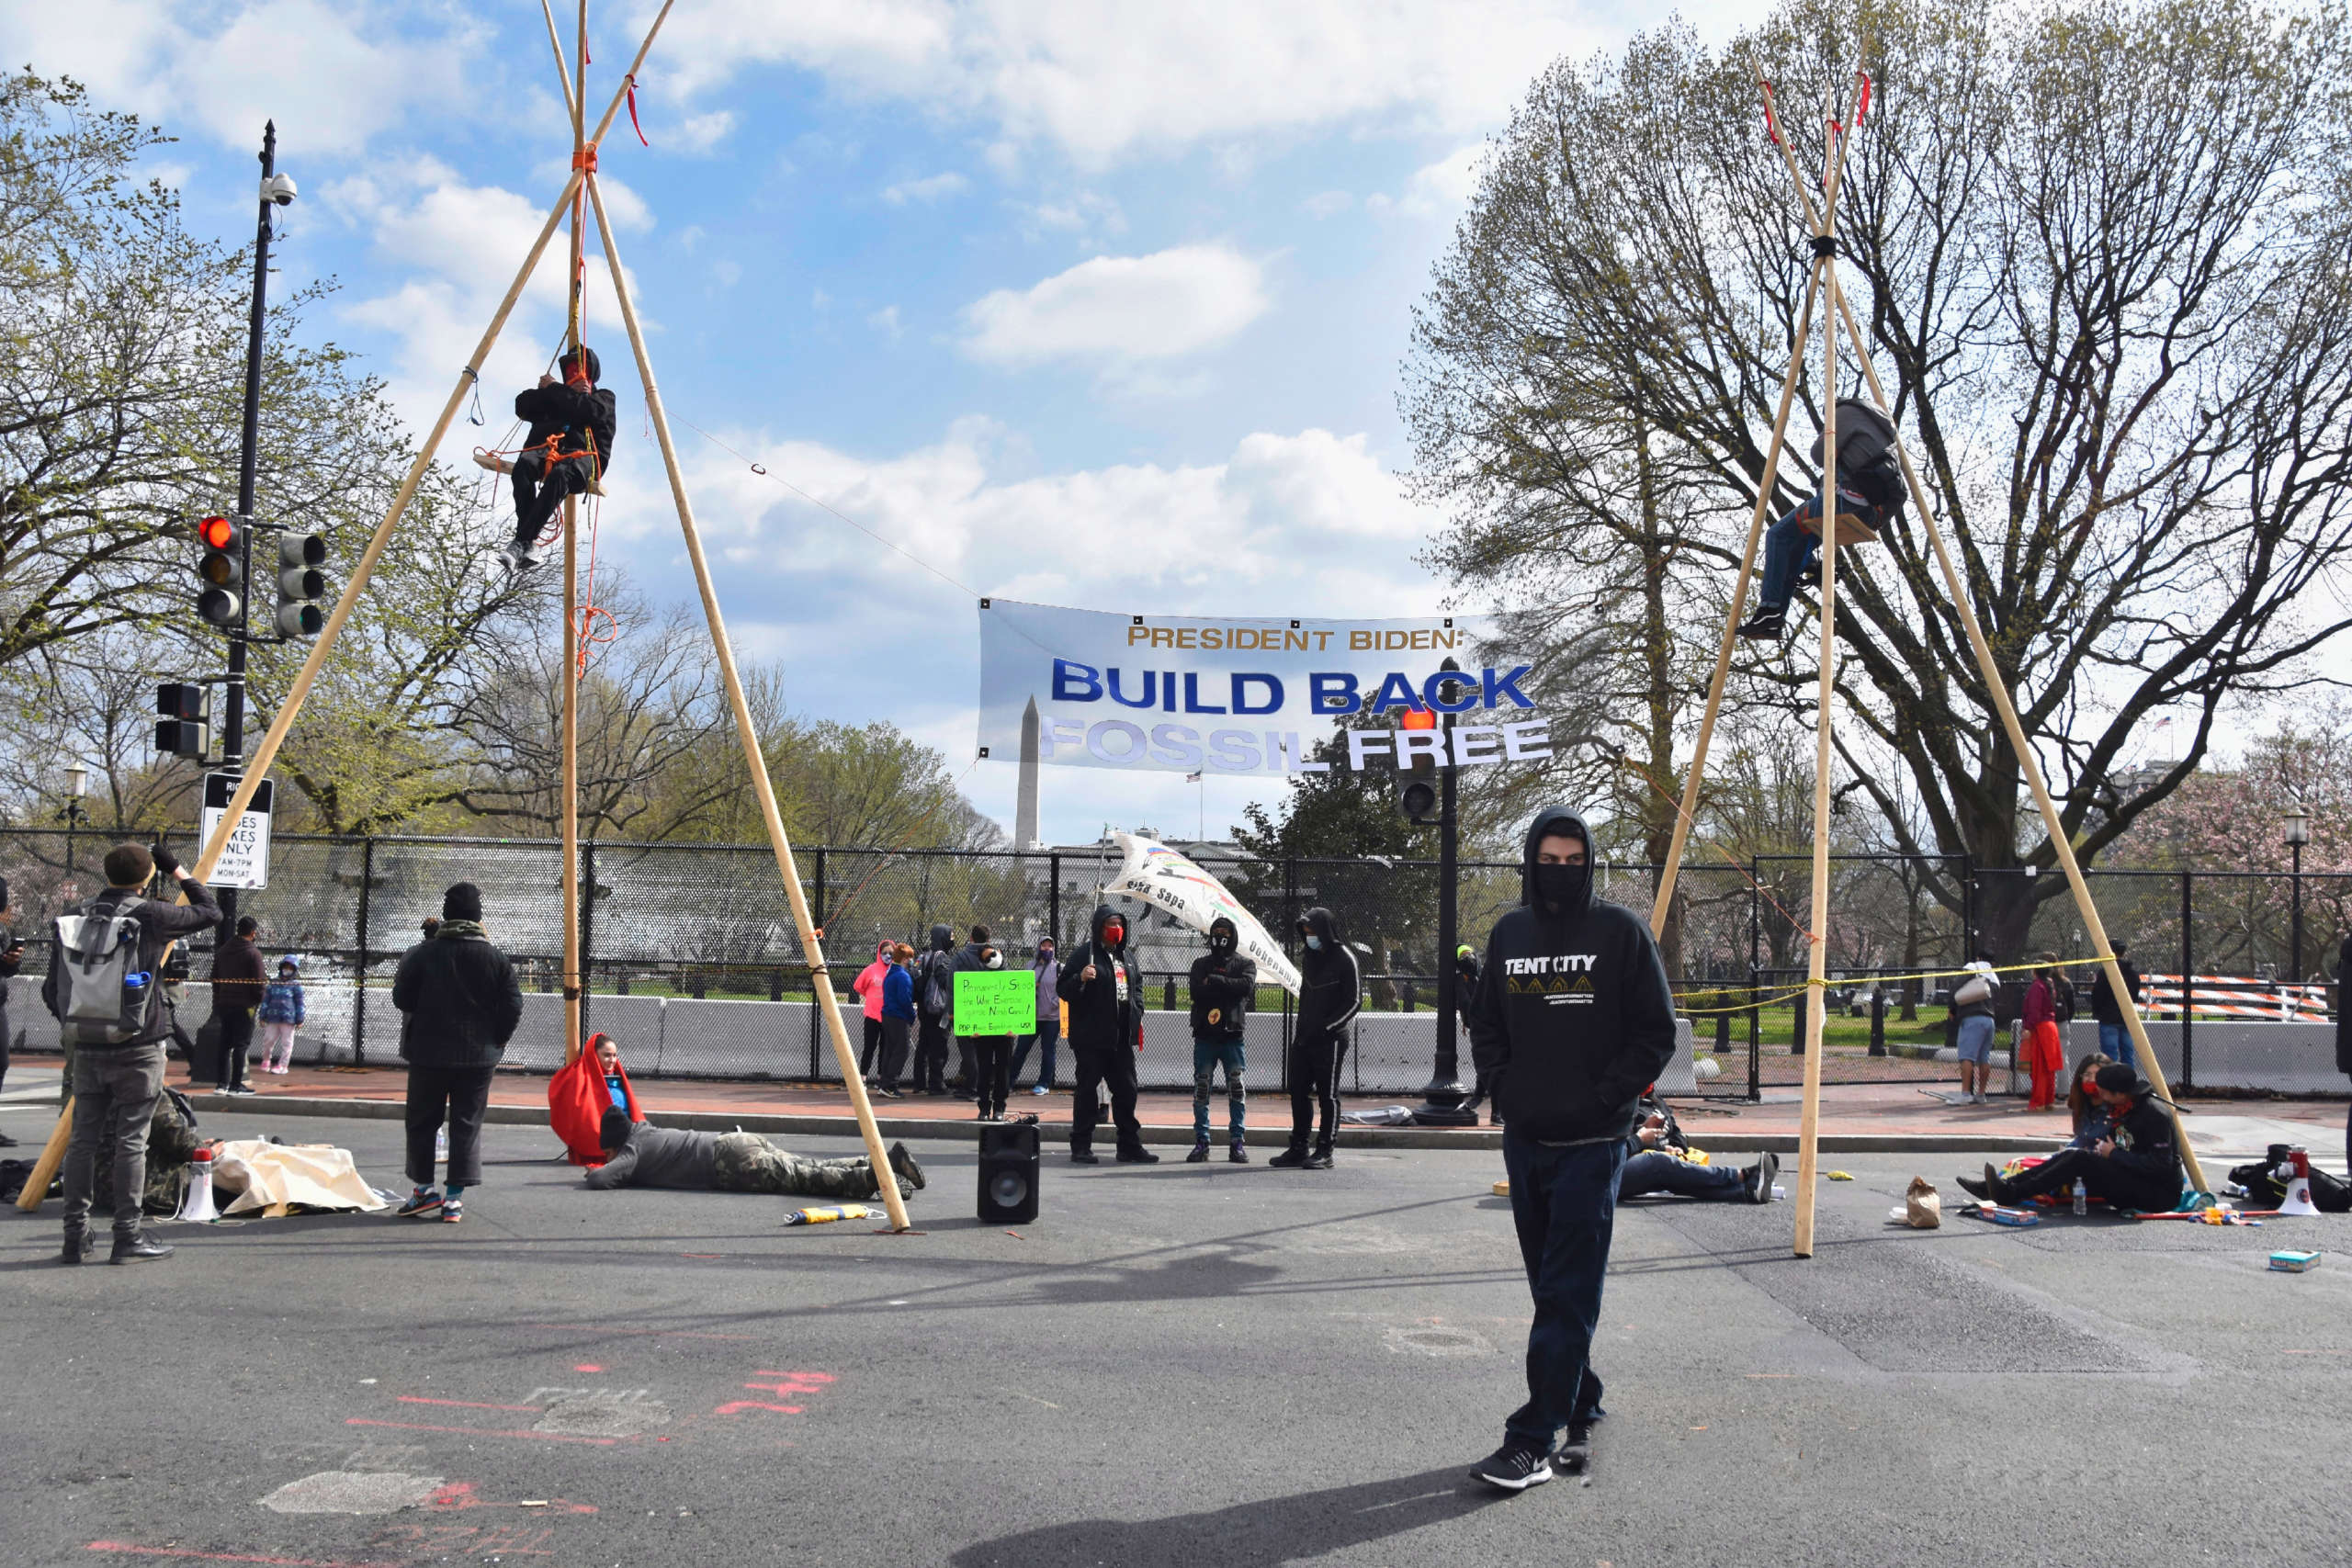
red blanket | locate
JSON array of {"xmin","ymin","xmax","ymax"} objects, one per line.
[{"xmin": 548, "ymin": 1032, "xmax": 642, "ymax": 1167}]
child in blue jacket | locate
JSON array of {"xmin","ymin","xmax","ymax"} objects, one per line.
[{"xmin": 255, "ymin": 955, "xmax": 307, "ymax": 1075}]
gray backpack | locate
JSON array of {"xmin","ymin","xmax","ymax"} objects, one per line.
[{"xmin": 53, "ymin": 897, "xmax": 152, "ymax": 1045}]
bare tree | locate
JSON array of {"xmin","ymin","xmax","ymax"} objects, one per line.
[{"xmin": 1402, "ymin": 0, "xmax": 2352, "ymax": 961}]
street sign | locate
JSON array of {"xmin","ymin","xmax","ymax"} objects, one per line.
[
  {"xmin": 199, "ymin": 771, "xmax": 275, "ymax": 890},
  {"xmin": 953, "ymin": 969, "xmax": 1033, "ymax": 1036}
]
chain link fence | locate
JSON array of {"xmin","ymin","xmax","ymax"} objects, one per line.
[{"xmin": 1, "ymin": 828, "xmax": 2343, "ymax": 1095}]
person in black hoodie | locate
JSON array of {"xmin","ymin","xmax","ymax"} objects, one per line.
[
  {"xmin": 495, "ymin": 345, "xmax": 617, "ymax": 573},
  {"xmin": 1270, "ymin": 907, "xmax": 1359, "ymax": 1169},
  {"xmin": 1956, "ymin": 1063, "xmax": 2184, "ymax": 1213},
  {"xmin": 912, "ymin": 923, "xmax": 956, "ymax": 1095},
  {"xmin": 1186, "ymin": 916, "xmax": 1256, "ymax": 1163},
  {"xmin": 389, "ymin": 882, "xmax": 525, "ymax": 1224},
  {"xmin": 1057, "ymin": 905, "xmax": 1158, "ymax": 1164},
  {"xmin": 1465, "ymin": 807, "xmax": 1676, "ymax": 1493}
]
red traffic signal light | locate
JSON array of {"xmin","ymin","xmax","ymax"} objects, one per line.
[
  {"xmin": 198, "ymin": 514, "xmax": 236, "ymax": 550},
  {"xmin": 195, "ymin": 513, "xmax": 244, "ymax": 627},
  {"xmin": 1397, "ymin": 706, "xmax": 1437, "ymax": 731}
]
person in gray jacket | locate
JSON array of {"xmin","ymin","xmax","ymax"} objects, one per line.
[{"xmin": 585, "ymin": 1110, "xmax": 924, "ymax": 1200}]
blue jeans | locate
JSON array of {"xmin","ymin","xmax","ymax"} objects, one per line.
[
  {"xmin": 2098, "ymin": 1021, "xmax": 2133, "ymax": 1069},
  {"xmin": 1499, "ymin": 1134, "xmax": 1623, "ymax": 1450},
  {"xmin": 1010, "ymin": 1020, "xmax": 1059, "ymax": 1089},
  {"xmin": 1192, "ymin": 1038, "xmax": 1247, "ymax": 1141},
  {"xmin": 1757, "ymin": 489, "xmax": 1885, "ymax": 613},
  {"xmin": 1618, "ymin": 1149, "xmax": 1745, "ymax": 1201}
]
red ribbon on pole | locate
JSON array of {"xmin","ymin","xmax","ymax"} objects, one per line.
[
  {"xmin": 626, "ymin": 74, "xmax": 650, "ymax": 146},
  {"xmin": 1855, "ymin": 73, "xmax": 1872, "ymax": 124},
  {"xmin": 1762, "ymin": 81, "xmax": 1781, "ymax": 145}
]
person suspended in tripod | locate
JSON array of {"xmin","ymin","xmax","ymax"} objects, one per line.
[
  {"xmin": 1736, "ymin": 398, "xmax": 1905, "ymax": 643},
  {"xmin": 490, "ymin": 345, "xmax": 616, "ymax": 574}
]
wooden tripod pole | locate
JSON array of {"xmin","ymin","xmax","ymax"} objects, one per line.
[
  {"xmin": 1822, "ymin": 271, "xmax": 2208, "ymax": 1191},
  {"xmin": 14, "ymin": 1095, "xmax": 73, "ymax": 1213},
  {"xmin": 560, "ymin": 0, "xmax": 587, "ymax": 1064},
  {"xmin": 179, "ymin": 0, "xmax": 676, "ymax": 886},
  {"xmin": 1646, "ymin": 265, "xmax": 1822, "ymax": 942},
  {"xmin": 585, "ymin": 175, "xmax": 913, "ymax": 1231}
]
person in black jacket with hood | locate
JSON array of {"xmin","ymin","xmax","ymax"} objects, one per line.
[
  {"xmin": 1056, "ymin": 905, "xmax": 1158, "ymax": 1164},
  {"xmin": 912, "ymin": 923, "xmax": 956, "ymax": 1095},
  {"xmin": 496, "ymin": 345, "xmax": 617, "ymax": 573},
  {"xmin": 1465, "ymin": 807, "xmax": 1676, "ymax": 1493},
  {"xmin": 1186, "ymin": 915, "xmax": 1256, "ymax": 1162},
  {"xmin": 1270, "ymin": 907, "xmax": 1359, "ymax": 1169},
  {"xmin": 2340, "ymin": 931, "xmax": 2352, "ymax": 1172},
  {"xmin": 390, "ymin": 883, "xmax": 525, "ymax": 1224}
]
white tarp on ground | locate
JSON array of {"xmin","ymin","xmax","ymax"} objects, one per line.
[
  {"xmin": 211, "ymin": 1138, "xmax": 387, "ymax": 1216},
  {"xmin": 1101, "ymin": 832, "xmax": 1300, "ymax": 996}
]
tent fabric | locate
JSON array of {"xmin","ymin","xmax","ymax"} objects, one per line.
[{"xmin": 549, "ymin": 1032, "xmax": 643, "ymax": 1167}]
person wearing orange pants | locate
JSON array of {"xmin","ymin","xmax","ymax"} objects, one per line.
[{"xmin": 2023, "ymin": 961, "xmax": 2065, "ymax": 1110}]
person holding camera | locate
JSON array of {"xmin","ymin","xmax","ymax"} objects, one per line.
[{"xmin": 41, "ymin": 843, "xmax": 220, "ymax": 1264}]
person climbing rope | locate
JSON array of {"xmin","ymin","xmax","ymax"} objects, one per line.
[
  {"xmin": 1736, "ymin": 397, "xmax": 1905, "ymax": 643},
  {"xmin": 495, "ymin": 345, "xmax": 617, "ymax": 573}
]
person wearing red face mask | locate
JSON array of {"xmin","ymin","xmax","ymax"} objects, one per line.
[
  {"xmin": 1056, "ymin": 905, "xmax": 1157, "ymax": 1165},
  {"xmin": 497, "ymin": 345, "xmax": 617, "ymax": 573}
]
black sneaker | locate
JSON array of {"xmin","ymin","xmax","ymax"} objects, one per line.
[
  {"xmin": 1304, "ymin": 1146, "xmax": 1334, "ymax": 1170},
  {"xmin": 1800, "ymin": 560, "xmax": 1822, "ymax": 589},
  {"xmin": 1267, "ymin": 1146, "xmax": 1309, "ymax": 1168},
  {"xmin": 1228, "ymin": 1142, "xmax": 1249, "ymax": 1164},
  {"xmin": 109, "ymin": 1235, "xmax": 175, "ymax": 1264},
  {"xmin": 1470, "ymin": 1444, "xmax": 1555, "ymax": 1493},
  {"xmin": 1954, "ymin": 1173, "xmax": 1990, "ymax": 1200},
  {"xmin": 59, "ymin": 1228, "xmax": 96, "ymax": 1266},
  {"xmin": 497, "ymin": 541, "xmax": 537, "ymax": 573},
  {"xmin": 1736, "ymin": 608, "xmax": 1786, "ymax": 641},
  {"xmin": 1747, "ymin": 1150, "xmax": 1779, "ymax": 1204},
  {"xmin": 1555, "ymin": 1417, "xmax": 1596, "ymax": 1473},
  {"xmin": 887, "ymin": 1142, "xmax": 927, "ymax": 1191},
  {"xmin": 1115, "ymin": 1149, "xmax": 1161, "ymax": 1165},
  {"xmin": 1069, "ymin": 1150, "xmax": 1100, "ymax": 1165},
  {"xmin": 1185, "ymin": 1142, "xmax": 1211, "ymax": 1163}
]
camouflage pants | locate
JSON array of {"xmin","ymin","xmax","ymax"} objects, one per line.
[{"xmin": 712, "ymin": 1132, "xmax": 907, "ymax": 1200}]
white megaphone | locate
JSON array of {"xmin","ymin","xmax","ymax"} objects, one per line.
[
  {"xmin": 177, "ymin": 1146, "xmax": 220, "ymax": 1224},
  {"xmin": 2276, "ymin": 1147, "xmax": 2320, "ymax": 1217}
]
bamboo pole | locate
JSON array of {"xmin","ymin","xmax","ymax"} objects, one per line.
[
  {"xmin": 180, "ymin": 0, "xmax": 677, "ymax": 886},
  {"xmin": 584, "ymin": 174, "xmax": 913, "ymax": 1231},
  {"xmin": 560, "ymin": 0, "xmax": 587, "ymax": 1065},
  {"xmin": 1792, "ymin": 242, "xmax": 1838, "ymax": 1258},
  {"xmin": 1822, "ymin": 272, "xmax": 2208, "ymax": 1191},
  {"xmin": 1645, "ymin": 266, "xmax": 1821, "ymax": 942},
  {"xmin": 14, "ymin": 1098, "xmax": 73, "ymax": 1213}
]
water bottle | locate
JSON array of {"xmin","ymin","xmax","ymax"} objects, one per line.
[
  {"xmin": 123, "ymin": 971, "xmax": 152, "ymax": 995},
  {"xmin": 2071, "ymin": 1179, "xmax": 2087, "ymax": 1216},
  {"xmin": 435, "ymin": 1123, "xmax": 449, "ymax": 1164}
]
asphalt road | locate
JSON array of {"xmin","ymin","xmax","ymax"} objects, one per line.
[{"xmin": 4, "ymin": 1111, "xmax": 2350, "ymax": 1568}]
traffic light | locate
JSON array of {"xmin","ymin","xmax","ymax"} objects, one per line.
[
  {"xmin": 154, "ymin": 682, "xmax": 209, "ymax": 759},
  {"xmin": 196, "ymin": 513, "xmax": 243, "ymax": 627},
  {"xmin": 275, "ymin": 532, "xmax": 327, "ymax": 637},
  {"xmin": 1397, "ymin": 776, "xmax": 1440, "ymax": 825}
]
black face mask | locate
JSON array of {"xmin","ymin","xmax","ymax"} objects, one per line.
[
  {"xmin": 1533, "ymin": 862, "xmax": 1589, "ymax": 914},
  {"xmin": 1209, "ymin": 932, "xmax": 1235, "ymax": 955}
]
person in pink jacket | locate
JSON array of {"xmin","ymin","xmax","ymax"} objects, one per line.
[{"xmin": 851, "ymin": 940, "xmax": 893, "ymax": 1085}]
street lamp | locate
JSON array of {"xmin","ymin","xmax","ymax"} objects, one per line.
[
  {"xmin": 2284, "ymin": 801, "xmax": 2311, "ymax": 988},
  {"xmin": 62, "ymin": 761, "xmax": 90, "ymax": 872}
]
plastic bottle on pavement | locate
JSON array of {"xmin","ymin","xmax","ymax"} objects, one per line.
[{"xmin": 2071, "ymin": 1179, "xmax": 2087, "ymax": 1216}]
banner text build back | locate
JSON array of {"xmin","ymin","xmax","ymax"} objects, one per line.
[{"xmin": 977, "ymin": 599, "xmax": 1545, "ymax": 778}]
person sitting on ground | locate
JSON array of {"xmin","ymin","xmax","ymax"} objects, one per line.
[
  {"xmin": 1617, "ymin": 1094, "xmax": 1776, "ymax": 1205},
  {"xmin": 583, "ymin": 1108, "xmax": 924, "ymax": 1201},
  {"xmin": 495, "ymin": 345, "xmax": 617, "ymax": 573},
  {"xmin": 2064, "ymin": 1052, "xmax": 2114, "ymax": 1141},
  {"xmin": 594, "ymin": 1033, "xmax": 631, "ymax": 1111},
  {"xmin": 1736, "ymin": 397, "xmax": 1907, "ymax": 642},
  {"xmin": 1956, "ymin": 1064, "xmax": 2185, "ymax": 1213}
]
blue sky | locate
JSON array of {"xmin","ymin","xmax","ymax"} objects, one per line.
[{"xmin": 7, "ymin": 0, "xmax": 1766, "ymax": 846}]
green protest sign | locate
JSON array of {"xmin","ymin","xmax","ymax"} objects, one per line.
[{"xmin": 953, "ymin": 968, "xmax": 1034, "ymax": 1036}]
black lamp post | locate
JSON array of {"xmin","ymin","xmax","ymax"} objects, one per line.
[
  {"xmin": 2284, "ymin": 801, "xmax": 2310, "ymax": 989},
  {"xmin": 1414, "ymin": 659, "xmax": 1476, "ymax": 1126},
  {"xmin": 62, "ymin": 761, "xmax": 89, "ymax": 874}
]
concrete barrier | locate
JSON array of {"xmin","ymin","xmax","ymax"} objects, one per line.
[{"xmin": 2066, "ymin": 1020, "xmax": 2347, "ymax": 1094}]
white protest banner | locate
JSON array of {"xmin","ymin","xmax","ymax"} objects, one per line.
[
  {"xmin": 977, "ymin": 599, "xmax": 1547, "ymax": 778},
  {"xmin": 1102, "ymin": 833, "xmax": 1301, "ymax": 996},
  {"xmin": 200, "ymin": 772, "xmax": 274, "ymax": 890}
]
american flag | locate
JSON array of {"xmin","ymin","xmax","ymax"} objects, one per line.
[{"xmin": 1184, "ymin": 771, "xmax": 1203, "ymax": 784}]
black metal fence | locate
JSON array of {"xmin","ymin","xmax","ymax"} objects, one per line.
[{"xmin": 1, "ymin": 828, "xmax": 2343, "ymax": 1096}]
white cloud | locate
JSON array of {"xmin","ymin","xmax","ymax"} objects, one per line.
[
  {"xmin": 672, "ymin": 110, "xmax": 739, "ymax": 152},
  {"xmin": 868, "ymin": 305, "xmax": 904, "ymax": 338},
  {"xmin": 1303, "ymin": 189, "xmax": 1354, "ymax": 219},
  {"xmin": 959, "ymin": 245, "xmax": 1269, "ymax": 368},
  {"xmin": 651, "ymin": 0, "xmax": 1607, "ymax": 168},
  {"xmin": 1, "ymin": 0, "xmax": 478, "ymax": 156},
  {"xmin": 880, "ymin": 171, "xmax": 970, "ymax": 205},
  {"xmin": 1367, "ymin": 141, "xmax": 1488, "ymax": 220}
]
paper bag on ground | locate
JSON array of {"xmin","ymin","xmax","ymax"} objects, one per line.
[
  {"xmin": 210, "ymin": 1139, "xmax": 388, "ymax": 1217},
  {"xmin": 1904, "ymin": 1176, "xmax": 1941, "ymax": 1229}
]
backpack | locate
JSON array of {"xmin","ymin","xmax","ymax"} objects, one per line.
[
  {"xmin": 920, "ymin": 953, "xmax": 954, "ymax": 1018},
  {"xmin": 51, "ymin": 897, "xmax": 151, "ymax": 1045}
]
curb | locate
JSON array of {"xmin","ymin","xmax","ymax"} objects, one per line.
[{"xmin": 179, "ymin": 1092, "xmax": 2072, "ymax": 1156}]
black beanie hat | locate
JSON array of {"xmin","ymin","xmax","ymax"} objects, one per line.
[
  {"xmin": 599, "ymin": 1106, "xmax": 632, "ymax": 1151},
  {"xmin": 560, "ymin": 344, "xmax": 601, "ymax": 383},
  {"xmin": 442, "ymin": 882, "xmax": 483, "ymax": 921}
]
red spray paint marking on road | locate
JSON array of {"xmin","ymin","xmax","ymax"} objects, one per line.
[
  {"xmin": 343, "ymin": 1417, "xmax": 622, "ymax": 1446},
  {"xmin": 717, "ymin": 1370, "xmax": 833, "ymax": 1416},
  {"xmin": 572, "ymin": 1364, "xmax": 604, "ymax": 1372},
  {"xmin": 424, "ymin": 1483, "xmax": 597, "ymax": 1514},
  {"xmin": 86, "ymin": 1546, "xmax": 401, "ymax": 1568}
]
